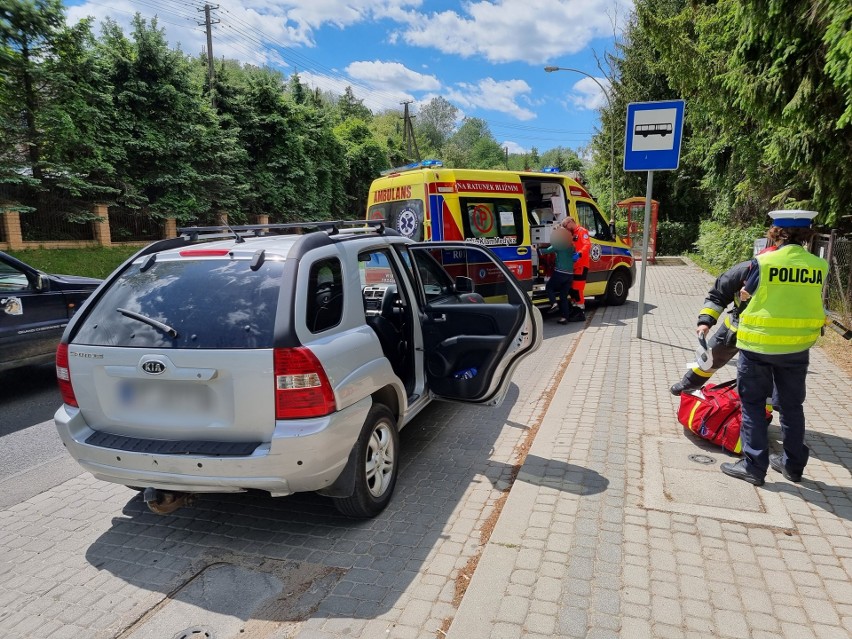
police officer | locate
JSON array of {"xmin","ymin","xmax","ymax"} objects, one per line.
[
  {"xmin": 720, "ymin": 210, "xmax": 828, "ymax": 486},
  {"xmin": 670, "ymin": 244, "xmax": 777, "ymax": 396}
]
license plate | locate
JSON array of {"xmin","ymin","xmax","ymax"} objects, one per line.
[{"xmin": 117, "ymin": 379, "xmax": 211, "ymax": 414}]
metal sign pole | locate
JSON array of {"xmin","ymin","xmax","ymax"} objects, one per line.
[
  {"xmin": 624, "ymin": 99, "xmax": 684, "ymax": 339},
  {"xmin": 636, "ymin": 170, "xmax": 654, "ymax": 338}
]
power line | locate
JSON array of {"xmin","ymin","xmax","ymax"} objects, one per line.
[{"xmin": 112, "ymin": 0, "xmax": 601, "ymax": 147}]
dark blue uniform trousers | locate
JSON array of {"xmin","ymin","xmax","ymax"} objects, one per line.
[{"xmin": 737, "ymin": 349, "xmax": 810, "ymax": 478}]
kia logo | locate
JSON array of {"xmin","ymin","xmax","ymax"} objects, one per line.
[{"xmin": 141, "ymin": 361, "xmax": 166, "ymax": 375}]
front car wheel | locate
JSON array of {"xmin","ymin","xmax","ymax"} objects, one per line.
[{"xmin": 605, "ymin": 269, "xmax": 630, "ymax": 306}]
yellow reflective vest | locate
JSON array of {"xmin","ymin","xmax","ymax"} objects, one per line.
[{"xmin": 737, "ymin": 245, "xmax": 828, "ymax": 354}]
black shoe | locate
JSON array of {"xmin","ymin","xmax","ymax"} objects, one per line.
[
  {"xmin": 670, "ymin": 381, "xmax": 701, "ymax": 396},
  {"xmin": 769, "ymin": 454, "xmax": 802, "ymax": 482},
  {"xmin": 720, "ymin": 460, "xmax": 765, "ymax": 486}
]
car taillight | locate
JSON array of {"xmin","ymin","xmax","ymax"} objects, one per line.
[
  {"xmin": 56, "ymin": 344, "xmax": 78, "ymax": 407},
  {"xmin": 274, "ymin": 347, "xmax": 336, "ymax": 419}
]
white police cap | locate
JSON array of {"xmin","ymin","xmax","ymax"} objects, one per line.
[{"xmin": 767, "ymin": 209, "xmax": 818, "ymax": 228}]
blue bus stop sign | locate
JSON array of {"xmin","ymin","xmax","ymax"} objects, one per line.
[{"xmin": 624, "ymin": 100, "xmax": 685, "ymax": 172}]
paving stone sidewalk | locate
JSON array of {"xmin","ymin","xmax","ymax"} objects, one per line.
[
  {"xmin": 1, "ymin": 258, "xmax": 850, "ymax": 639},
  {"xmin": 447, "ymin": 258, "xmax": 852, "ymax": 639}
]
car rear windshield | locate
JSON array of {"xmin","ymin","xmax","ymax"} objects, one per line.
[{"xmin": 72, "ymin": 258, "xmax": 285, "ymax": 349}]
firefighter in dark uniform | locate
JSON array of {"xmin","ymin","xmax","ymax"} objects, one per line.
[
  {"xmin": 670, "ymin": 246, "xmax": 777, "ymax": 396},
  {"xmin": 720, "ymin": 210, "xmax": 828, "ymax": 486}
]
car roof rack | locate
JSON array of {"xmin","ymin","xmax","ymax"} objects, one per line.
[{"xmin": 177, "ymin": 219, "xmax": 388, "ymax": 242}]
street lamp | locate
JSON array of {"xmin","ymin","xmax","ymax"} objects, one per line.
[{"xmin": 544, "ymin": 66, "xmax": 616, "ymax": 219}]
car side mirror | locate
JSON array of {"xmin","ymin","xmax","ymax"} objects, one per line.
[
  {"xmin": 455, "ymin": 276, "xmax": 474, "ymax": 294},
  {"xmin": 35, "ymin": 274, "xmax": 50, "ymax": 292}
]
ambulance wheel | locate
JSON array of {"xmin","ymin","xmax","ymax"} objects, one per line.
[{"xmin": 605, "ymin": 270, "xmax": 630, "ymax": 306}]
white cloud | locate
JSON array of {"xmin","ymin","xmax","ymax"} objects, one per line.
[
  {"xmin": 396, "ymin": 0, "xmax": 629, "ymax": 64},
  {"xmin": 566, "ymin": 76, "xmax": 611, "ymax": 110},
  {"xmin": 502, "ymin": 140, "xmax": 528, "ymax": 154},
  {"xmin": 65, "ymin": 0, "xmax": 424, "ymax": 57},
  {"xmin": 297, "ymin": 71, "xmax": 415, "ymax": 113},
  {"xmin": 346, "ymin": 61, "xmax": 441, "ymax": 92},
  {"xmin": 445, "ymin": 78, "xmax": 535, "ymax": 121}
]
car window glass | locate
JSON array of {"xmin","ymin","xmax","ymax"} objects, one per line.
[
  {"xmin": 460, "ymin": 197, "xmax": 523, "ymax": 247},
  {"xmin": 368, "ymin": 200, "xmax": 424, "ymax": 241},
  {"xmin": 307, "ymin": 258, "xmax": 343, "ymax": 333},
  {"xmin": 0, "ymin": 260, "xmax": 29, "ymax": 292},
  {"xmin": 410, "ymin": 245, "xmax": 524, "ymax": 305},
  {"xmin": 394, "ymin": 246, "xmax": 416, "ymax": 284},
  {"xmin": 358, "ymin": 249, "xmax": 407, "ymax": 316},
  {"xmin": 72, "ymin": 259, "xmax": 285, "ymax": 348},
  {"xmin": 408, "ymin": 249, "xmax": 455, "ymax": 303},
  {"xmin": 576, "ymin": 201, "xmax": 610, "ymax": 240}
]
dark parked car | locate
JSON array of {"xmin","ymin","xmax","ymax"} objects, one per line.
[{"xmin": 0, "ymin": 251, "xmax": 101, "ymax": 372}]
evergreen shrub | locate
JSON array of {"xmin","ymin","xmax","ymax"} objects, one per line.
[
  {"xmin": 694, "ymin": 219, "xmax": 766, "ymax": 271},
  {"xmin": 656, "ymin": 220, "xmax": 697, "ymax": 255}
]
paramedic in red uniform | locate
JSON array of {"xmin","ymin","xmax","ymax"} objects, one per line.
[
  {"xmin": 562, "ymin": 217, "xmax": 590, "ymax": 322},
  {"xmin": 720, "ymin": 210, "xmax": 828, "ymax": 486}
]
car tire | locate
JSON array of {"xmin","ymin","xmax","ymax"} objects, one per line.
[
  {"xmin": 605, "ymin": 270, "xmax": 630, "ymax": 306},
  {"xmin": 334, "ymin": 404, "xmax": 399, "ymax": 518}
]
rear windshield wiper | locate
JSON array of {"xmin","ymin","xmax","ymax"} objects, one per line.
[{"xmin": 117, "ymin": 308, "xmax": 179, "ymax": 339}]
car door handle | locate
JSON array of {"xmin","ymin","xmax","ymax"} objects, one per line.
[{"xmin": 430, "ymin": 313, "xmax": 447, "ymax": 323}]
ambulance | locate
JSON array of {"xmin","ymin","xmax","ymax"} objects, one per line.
[{"xmin": 366, "ymin": 160, "xmax": 635, "ymax": 306}]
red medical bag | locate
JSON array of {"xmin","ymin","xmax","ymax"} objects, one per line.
[{"xmin": 677, "ymin": 380, "xmax": 744, "ymax": 454}]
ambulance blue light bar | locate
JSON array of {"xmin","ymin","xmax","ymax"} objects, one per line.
[
  {"xmin": 380, "ymin": 159, "xmax": 443, "ymax": 176},
  {"xmin": 540, "ymin": 166, "xmax": 561, "ymax": 173}
]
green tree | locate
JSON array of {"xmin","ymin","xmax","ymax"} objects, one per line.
[
  {"xmin": 334, "ymin": 118, "xmax": 388, "ymax": 217},
  {"xmin": 598, "ymin": 0, "xmax": 709, "ymax": 230},
  {"xmin": 336, "ymin": 85, "xmax": 372, "ymax": 122},
  {"xmin": 100, "ymin": 15, "xmax": 238, "ymax": 220},
  {"xmin": 540, "ymin": 146, "xmax": 583, "ymax": 172},
  {"xmin": 415, "ymin": 96, "xmax": 458, "ymax": 156},
  {"xmin": 0, "ymin": 0, "xmax": 65, "ymax": 184},
  {"xmin": 369, "ymin": 109, "xmax": 407, "ymax": 168},
  {"xmin": 445, "ymin": 117, "xmax": 504, "ymax": 168},
  {"xmin": 287, "ymin": 71, "xmax": 306, "ymax": 104}
]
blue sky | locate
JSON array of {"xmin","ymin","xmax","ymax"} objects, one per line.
[{"xmin": 64, "ymin": 0, "xmax": 632, "ymax": 156}]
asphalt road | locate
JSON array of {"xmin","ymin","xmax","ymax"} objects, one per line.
[
  {"xmin": 0, "ymin": 362, "xmax": 81, "ymax": 508},
  {"xmin": 0, "ymin": 362, "xmax": 61, "ymax": 437}
]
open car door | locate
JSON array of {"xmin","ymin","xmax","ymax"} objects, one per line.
[{"xmin": 407, "ymin": 242, "xmax": 542, "ymax": 406}]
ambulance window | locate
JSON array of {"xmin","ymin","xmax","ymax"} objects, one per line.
[
  {"xmin": 460, "ymin": 197, "xmax": 523, "ymax": 246},
  {"xmin": 576, "ymin": 201, "xmax": 611, "ymax": 240},
  {"xmin": 368, "ymin": 200, "xmax": 424, "ymax": 241}
]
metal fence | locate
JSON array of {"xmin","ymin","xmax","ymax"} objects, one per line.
[
  {"xmin": 20, "ymin": 207, "xmax": 94, "ymax": 242},
  {"xmin": 813, "ymin": 232, "xmax": 852, "ymax": 326},
  {"xmin": 108, "ymin": 206, "xmax": 163, "ymax": 242}
]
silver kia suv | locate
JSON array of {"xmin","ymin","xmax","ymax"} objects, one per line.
[{"xmin": 54, "ymin": 222, "xmax": 541, "ymax": 517}]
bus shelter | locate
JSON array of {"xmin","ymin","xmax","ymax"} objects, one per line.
[{"xmin": 617, "ymin": 197, "xmax": 659, "ymax": 264}]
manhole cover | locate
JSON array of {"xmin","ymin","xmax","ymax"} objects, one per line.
[
  {"xmin": 688, "ymin": 454, "xmax": 716, "ymax": 465},
  {"xmin": 173, "ymin": 627, "xmax": 214, "ymax": 639}
]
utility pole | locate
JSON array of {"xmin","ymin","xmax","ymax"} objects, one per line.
[
  {"xmin": 198, "ymin": 4, "xmax": 219, "ymax": 108},
  {"xmin": 400, "ymin": 101, "xmax": 421, "ymax": 162}
]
